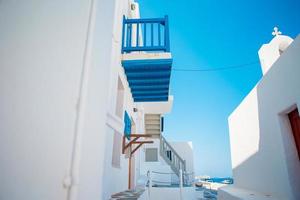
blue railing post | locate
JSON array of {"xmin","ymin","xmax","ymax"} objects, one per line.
[
  {"xmin": 136, "ymin": 22, "xmax": 139, "ymax": 47},
  {"xmin": 158, "ymin": 23, "xmax": 161, "ymax": 46},
  {"xmin": 121, "ymin": 15, "xmax": 126, "ymax": 53},
  {"xmin": 128, "ymin": 23, "xmax": 132, "ymax": 48},
  {"xmin": 121, "ymin": 16, "xmax": 170, "ymax": 53},
  {"xmin": 151, "ymin": 23, "xmax": 154, "ymax": 47},
  {"xmin": 143, "ymin": 23, "xmax": 147, "ymax": 47},
  {"xmin": 164, "ymin": 15, "xmax": 170, "ymax": 52}
]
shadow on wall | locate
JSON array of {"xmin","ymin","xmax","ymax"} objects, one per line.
[{"xmin": 232, "ymin": 37, "xmax": 300, "ymax": 200}]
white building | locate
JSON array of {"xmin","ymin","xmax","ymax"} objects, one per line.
[
  {"xmin": 0, "ymin": 0, "xmax": 194, "ymax": 200},
  {"xmin": 219, "ymin": 31, "xmax": 300, "ymax": 199}
]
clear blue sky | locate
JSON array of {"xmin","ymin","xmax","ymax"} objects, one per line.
[{"xmin": 138, "ymin": 0, "xmax": 300, "ymax": 177}]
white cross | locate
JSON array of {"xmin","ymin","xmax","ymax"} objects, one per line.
[{"xmin": 272, "ymin": 27, "xmax": 282, "ymax": 36}]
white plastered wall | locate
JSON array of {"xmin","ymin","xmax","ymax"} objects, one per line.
[
  {"xmin": 225, "ymin": 35, "xmax": 300, "ymax": 200},
  {"xmin": 139, "ymin": 139, "xmax": 173, "ymax": 184},
  {"xmin": 101, "ymin": 0, "xmax": 146, "ymax": 198},
  {"xmin": 0, "ymin": 0, "xmax": 134, "ymax": 199},
  {"xmin": 0, "ymin": 1, "xmax": 91, "ymax": 199},
  {"xmin": 170, "ymin": 142, "xmax": 194, "ymax": 174}
]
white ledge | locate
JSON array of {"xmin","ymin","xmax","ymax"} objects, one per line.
[
  {"xmin": 106, "ymin": 112, "xmax": 124, "ymax": 134},
  {"xmin": 135, "ymin": 95, "xmax": 173, "ymax": 114},
  {"xmin": 122, "ymin": 52, "xmax": 172, "ymax": 61}
]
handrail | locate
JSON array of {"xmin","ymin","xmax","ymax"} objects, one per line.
[
  {"xmin": 160, "ymin": 135, "xmax": 186, "ymax": 179},
  {"xmin": 121, "ymin": 15, "xmax": 170, "ymax": 53},
  {"xmin": 161, "ymin": 136, "xmax": 184, "ymax": 164}
]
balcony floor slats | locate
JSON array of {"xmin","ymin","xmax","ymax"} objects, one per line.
[{"xmin": 122, "ymin": 58, "xmax": 172, "ymax": 102}]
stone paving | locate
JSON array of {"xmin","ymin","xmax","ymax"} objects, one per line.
[{"xmin": 110, "ymin": 188, "xmax": 145, "ymax": 200}]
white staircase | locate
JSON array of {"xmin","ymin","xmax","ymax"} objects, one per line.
[
  {"xmin": 144, "ymin": 114, "xmax": 188, "ymax": 184},
  {"xmin": 145, "ymin": 114, "xmax": 161, "ymax": 137},
  {"xmin": 160, "ymin": 135, "xmax": 187, "ymax": 183}
]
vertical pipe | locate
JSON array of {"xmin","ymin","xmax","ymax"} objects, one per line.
[{"xmin": 67, "ymin": 0, "xmax": 97, "ymax": 200}]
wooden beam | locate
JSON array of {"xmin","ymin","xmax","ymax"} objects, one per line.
[
  {"xmin": 123, "ymin": 136, "xmax": 140, "ymax": 152},
  {"xmin": 122, "ymin": 136, "xmax": 126, "ymax": 154},
  {"xmin": 124, "ymin": 134, "xmax": 154, "ymax": 190},
  {"xmin": 131, "ymin": 143, "xmax": 143, "ymax": 156},
  {"xmin": 128, "ymin": 155, "xmax": 132, "ymax": 189}
]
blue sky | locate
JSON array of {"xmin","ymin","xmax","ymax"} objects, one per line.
[{"xmin": 138, "ymin": 0, "xmax": 300, "ymax": 177}]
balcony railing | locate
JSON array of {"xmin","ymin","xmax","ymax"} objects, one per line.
[{"xmin": 121, "ymin": 15, "xmax": 170, "ymax": 53}]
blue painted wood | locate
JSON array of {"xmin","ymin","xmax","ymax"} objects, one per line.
[
  {"xmin": 121, "ymin": 15, "xmax": 170, "ymax": 53},
  {"xmin": 128, "ymin": 24, "xmax": 132, "ymax": 47},
  {"xmin": 121, "ymin": 16, "xmax": 126, "ymax": 53},
  {"xmin": 151, "ymin": 23, "xmax": 154, "ymax": 46},
  {"xmin": 124, "ymin": 111, "xmax": 131, "ymax": 139},
  {"xmin": 134, "ymin": 97, "xmax": 168, "ymax": 102},
  {"xmin": 164, "ymin": 15, "xmax": 170, "ymax": 52},
  {"xmin": 126, "ymin": 71, "xmax": 171, "ymax": 79},
  {"xmin": 133, "ymin": 92, "xmax": 168, "ymax": 98},
  {"xmin": 122, "ymin": 58, "xmax": 172, "ymax": 102},
  {"xmin": 136, "ymin": 23, "xmax": 139, "ymax": 46},
  {"xmin": 128, "ymin": 78, "xmax": 169, "ymax": 85},
  {"xmin": 131, "ymin": 85, "xmax": 169, "ymax": 91},
  {"xmin": 126, "ymin": 24, "xmax": 130, "ymax": 48},
  {"xmin": 143, "ymin": 23, "xmax": 147, "ymax": 47},
  {"xmin": 158, "ymin": 24, "xmax": 161, "ymax": 46},
  {"xmin": 133, "ymin": 90, "xmax": 169, "ymax": 94},
  {"xmin": 122, "ymin": 58, "xmax": 172, "ymax": 69},
  {"xmin": 122, "ymin": 46, "xmax": 166, "ymax": 53},
  {"xmin": 124, "ymin": 17, "xmax": 165, "ymax": 23}
]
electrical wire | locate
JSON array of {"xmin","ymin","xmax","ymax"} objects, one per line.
[{"xmin": 172, "ymin": 60, "xmax": 260, "ymax": 72}]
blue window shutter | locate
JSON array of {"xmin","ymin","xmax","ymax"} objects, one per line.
[{"xmin": 124, "ymin": 111, "xmax": 131, "ymax": 139}]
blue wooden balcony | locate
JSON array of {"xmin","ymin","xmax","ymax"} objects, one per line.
[
  {"xmin": 121, "ymin": 15, "xmax": 170, "ymax": 53},
  {"xmin": 121, "ymin": 16, "xmax": 173, "ymax": 102}
]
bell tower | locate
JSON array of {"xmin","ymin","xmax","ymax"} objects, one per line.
[{"xmin": 258, "ymin": 27, "xmax": 293, "ymax": 75}]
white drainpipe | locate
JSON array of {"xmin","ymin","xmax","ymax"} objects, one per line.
[{"xmin": 65, "ymin": 0, "xmax": 97, "ymax": 199}]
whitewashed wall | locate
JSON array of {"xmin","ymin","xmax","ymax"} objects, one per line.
[
  {"xmin": 0, "ymin": 0, "xmax": 182, "ymax": 199},
  {"xmin": 0, "ymin": 1, "xmax": 91, "ymax": 199},
  {"xmin": 139, "ymin": 139, "xmax": 173, "ymax": 184},
  {"xmin": 101, "ymin": 0, "xmax": 145, "ymax": 198},
  {"xmin": 224, "ymin": 35, "xmax": 300, "ymax": 200},
  {"xmin": 76, "ymin": 0, "xmax": 119, "ymax": 199},
  {"xmin": 170, "ymin": 142, "xmax": 194, "ymax": 174},
  {"xmin": 0, "ymin": 0, "xmax": 132, "ymax": 199}
]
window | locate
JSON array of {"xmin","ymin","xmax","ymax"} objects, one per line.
[
  {"xmin": 145, "ymin": 148, "xmax": 158, "ymax": 162},
  {"xmin": 115, "ymin": 77, "xmax": 124, "ymax": 118},
  {"xmin": 112, "ymin": 131, "xmax": 122, "ymax": 168},
  {"xmin": 166, "ymin": 150, "xmax": 172, "ymax": 161},
  {"xmin": 288, "ymin": 108, "xmax": 300, "ymax": 160}
]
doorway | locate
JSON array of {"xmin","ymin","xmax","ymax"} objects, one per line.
[{"xmin": 288, "ymin": 108, "xmax": 300, "ymax": 160}]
